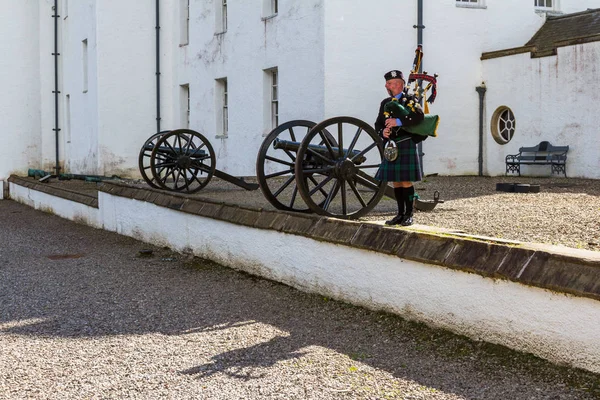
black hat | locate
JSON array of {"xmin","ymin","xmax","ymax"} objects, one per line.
[{"xmin": 384, "ymin": 70, "xmax": 405, "ymax": 82}]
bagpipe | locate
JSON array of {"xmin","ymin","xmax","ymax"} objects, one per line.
[{"xmin": 384, "ymin": 45, "xmax": 440, "ymax": 138}]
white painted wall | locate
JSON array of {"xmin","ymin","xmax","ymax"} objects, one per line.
[
  {"xmin": 0, "ymin": 1, "xmax": 41, "ymax": 178},
  {"xmin": 186, "ymin": 0, "xmax": 325, "ymax": 176},
  {"xmin": 2, "ymin": 1, "xmax": 600, "ymax": 180},
  {"xmin": 59, "ymin": 0, "xmax": 99, "ymax": 174},
  {"xmin": 483, "ymin": 42, "xmax": 600, "ymax": 178},
  {"xmin": 8, "ymin": 182, "xmax": 101, "ymax": 228}
]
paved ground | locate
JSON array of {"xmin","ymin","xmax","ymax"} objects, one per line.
[{"xmin": 1, "ymin": 199, "xmax": 599, "ymax": 399}]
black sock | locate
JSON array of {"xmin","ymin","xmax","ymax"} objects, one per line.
[
  {"xmin": 404, "ymin": 186, "xmax": 415, "ymax": 216},
  {"xmin": 394, "ymin": 187, "xmax": 405, "ymax": 216}
]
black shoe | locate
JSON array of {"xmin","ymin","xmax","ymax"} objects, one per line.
[
  {"xmin": 385, "ymin": 214, "xmax": 405, "ymax": 226},
  {"xmin": 400, "ymin": 215, "xmax": 413, "ymax": 226}
]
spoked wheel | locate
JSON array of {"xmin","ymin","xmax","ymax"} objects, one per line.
[
  {"xmin": 138, "ymin": 130, "xmax": 171, "ymax": 189},
  {"xmin": 256, "ymin": 120, "xmax": 336, "ymax": 212},
  {"xmin": 295, "ymin": 116, "xmax": 386, "ymax": 219},
  {"xmin": 149, "ymin": 129, "xmax": 216, "ymax": 193}
]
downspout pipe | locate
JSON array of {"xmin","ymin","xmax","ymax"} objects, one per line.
[
  {"xmin": 155, "ymin": 0, "xmax": 161, "ymax": 133},
  {"xmin": 413, "ymin": 0, "xmax": 425, "ymax": 174},
  {"xmin": 476, "ymin": 84, "xmax": 487, "ymax": 176},
  {"xmin": 52, "ymin": 0, "xmax": 61, "ymax": 176}
]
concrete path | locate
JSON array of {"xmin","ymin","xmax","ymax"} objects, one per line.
[{"xmin": 1, "ymin": 199, "xmax": 598, "ymax": 399}]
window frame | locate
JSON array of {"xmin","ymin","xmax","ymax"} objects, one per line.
[
  {"xmin": 215, "ymin": 0, "xmax": 227, "ymax": 34},
  {"xmin": 534, "ymin": 0, "xmax": 554, "ymax": 9},
  {"xmin": 180, "ymin": 0, "xmax": 190, "ymax": 46},
  {"xmin": 455, "ymin": 0, "xmax": 487, "ymax": 9},
  {"xmin": 180, "ymin": 84, "xmax": 190, "ymax": 129},
  {"xmin": 215, "ymin": 78, "xmax": 228, "ymax": 138},
  {"xmin": 491, "ymin": 106, "xmax": 516, "ymax": 145},
  {"xmin": 270, "ymin": 69, "xmax": 279, "ymax": 129}
]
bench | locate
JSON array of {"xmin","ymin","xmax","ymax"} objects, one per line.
[{"xmin": 505, "ymin": 141, "xmax": 569, "ymax": 177}]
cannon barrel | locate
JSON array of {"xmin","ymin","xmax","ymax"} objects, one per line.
[
  {"xmin": 145, "ymin": 144, "xmax": 207, "ymax": 158},
  {"xmin": 272, "ymin": 138, "xmax": 366, "ymax": 164}
]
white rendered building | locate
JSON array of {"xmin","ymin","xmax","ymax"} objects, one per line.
[{"xmin": 1, "ymin": 0, "xmax": 599, "ymax": 185}]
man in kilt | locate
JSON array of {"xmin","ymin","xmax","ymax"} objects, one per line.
[{"xmin": 375, "ymin": 70, "xmax": 425, "ymax": 226}]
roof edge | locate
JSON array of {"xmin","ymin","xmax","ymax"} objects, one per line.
[{"xmin": 481, "ymin": 45, "xmax": 535, "ymax": 60}]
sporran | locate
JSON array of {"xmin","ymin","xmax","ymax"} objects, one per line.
[{"xmin": 384, "ymin": 140, "xmax": 398, "ymax": 162}]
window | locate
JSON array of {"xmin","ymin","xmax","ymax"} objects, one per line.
[
  {"xmin": 180, "ymin": 0, "xmax": 189, "ymax": 45},
  {"xmin": 216, "ymin": 0, "xmax": 227, "ymax": 33},
  {"xmin": 456, "ymin": 0, "xmax": 486, "ymax": 8},
  {"xmin": 216, "ymin": 79, "xmax": 228, "ymax": 137},
  {"xmin": 263, "ymin": 0, "xmax": 278, "ymax": 18},
  {"xmin": 534, "ymin": 0, "xmax": 553, "ymax": 8},
  {"xmin": 270, "ymin": 69, "xmax": 279, "ymax": 128},
  {"xmin": 65, "ymin": 94, "xmax": 71, "ymax": 144},
  {"xmin": 491, "ymin": 106, "xmax": 516, "ymax": 144},
  {"xmin": 82, "ymin": 39, "xmax": 88, "ymax": 93},
  {"xmin": 263, "ymin": 68, "xmax": 279, "ymax": 132},
  {"xmin": 180, "ymin": 84, "xmax": 190, "ymax": 128}
]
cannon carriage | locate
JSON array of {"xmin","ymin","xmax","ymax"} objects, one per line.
[
  {"xmin": 138, "ymin": 117, "xmax": 390, "ymax": 219},
  {"xmin": 138, "ymin": 128, "xmax": 258, "ymax": 194},
  {"xmin": 256, "ymin": 117, "xmax": 390, "ymax": 219},
  {"xmin": 138, "ymin": 116, "xmax": 442, "ymax": 220}
]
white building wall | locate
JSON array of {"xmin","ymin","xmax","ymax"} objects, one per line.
[
  {"xmin": 2, "ymin": 1, "xmax": 600, "ymax": 181},
  {"xmin": 482, "ymin": 41, "xmax": 600, "ymax": 178},
  {"xmin": 0, "ymin": 2, "xmax": 42, "ymax": 179},
  {"xmin": 95, "ymin": 1, "xmax": 159, "ymax": 177},
  {"xmin": 187, "ymin": 0, "xmax": 325, "ymax": 176},
  {"xmin": 59, "ymin": 0, "xmax": 99, "ymax": 174}
]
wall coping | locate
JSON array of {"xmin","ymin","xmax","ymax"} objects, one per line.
[
  {"xmin": 8, "ymin": 175, "xmax": 98, "ymax": 208},
  {"xmin": 481, "ymin": 34, "xmax": 600, "ymax": 60},
  {"xmin": 8, "ymin": 176, "xmax": 600, "ymax": 302}
]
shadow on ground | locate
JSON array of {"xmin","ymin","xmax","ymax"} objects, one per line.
[{"xmin": 1, "ymin": 200, "xmax": 599, "ymax": 399}]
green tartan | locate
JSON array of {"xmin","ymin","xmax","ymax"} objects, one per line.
[{"xmin": 376, "ymin": 136, "xmax": 422, "ymax": 182}]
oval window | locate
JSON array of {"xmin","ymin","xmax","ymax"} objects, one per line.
[{"xmin": 491, "ymin": 106, "xmax": 516, "ymax": 144}]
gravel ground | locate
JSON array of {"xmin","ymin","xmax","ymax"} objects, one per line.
[
  {"xmin": 369, "ymin": 175, "xmax": 600, "ymax": 252},
  {"xmin": 1, "ymin": 200, "xmax": 600, "ymax": 399}
]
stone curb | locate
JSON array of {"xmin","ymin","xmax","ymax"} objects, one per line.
[
  {"xmin": 9, "ymin": 176, "xmax": 600, "ymax": 302},
  {"xmin": 8, "ymin": 175, "xmax": 99, "ymax": 208}
]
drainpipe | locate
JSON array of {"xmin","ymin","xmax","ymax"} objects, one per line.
[
  {"xmin": 476, "ymin": 83, "xmax": 487, "ymax": 176},
  {"xmin": 413, "ymin": 0, "xmax": 424, "ymax": 174},
  {"xmin": 52, "ymin": 0, "xmax": 61, "ymax": 176},
  {"xmin": 155, "ymin": 0, "xmax": 161, "ymax": 133}
]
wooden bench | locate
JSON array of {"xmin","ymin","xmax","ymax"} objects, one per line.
[{"xmin": 505, "ymin": 141, "xmax": 569, "ymax": 177}]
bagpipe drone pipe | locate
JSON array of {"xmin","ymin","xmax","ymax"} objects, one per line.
[{"xmin": 385, "ymin": 45, "xmax": 440, "ymax": 138}]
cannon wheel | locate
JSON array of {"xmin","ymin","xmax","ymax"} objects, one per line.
[
  {"xmin": 149, "ymin": 129, "xmax": 216, "ymax": 193},
  {"xmin": 138, "ymin": 130, "xmax": 171, "ymax": 189},
  {"xmin": 256, "ymin": 120, "xmax": 318, "ymax": 212},
  {"xmin": 256, "ymin": 120, "xmax": 338, "ymax": 212},
  {"xmin": 294, "ymin": 116, "xmax": 386, "ymax": 219}
]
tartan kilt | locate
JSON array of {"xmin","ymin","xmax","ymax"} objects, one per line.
[{"xmin": 375, "ymin": 136, "xmax": 422, "ymax": 182}]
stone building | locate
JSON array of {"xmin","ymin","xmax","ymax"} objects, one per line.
[{"xmin": 1, "ymin": 0, "xmax": 599, "ymax": 194}]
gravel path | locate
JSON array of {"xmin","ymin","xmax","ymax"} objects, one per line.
[
  {"xmin": 1, "ymin": 200, "xmax": 599, "ymax": 399},
  {"xmin": 368, "ymin": 175, "xmax": 600, "ymax": 252}
]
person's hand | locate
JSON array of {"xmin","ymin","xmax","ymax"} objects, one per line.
[
  {"xmin": 383, "ymin": 127, "xmax": 391, "ymax": 139},
  {"xmin": 385, "ymin": 119, "xmax": 398, "ymax": 128}
]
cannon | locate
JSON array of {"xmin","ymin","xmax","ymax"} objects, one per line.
[
  {"xmin": 138, "ymin": 128, "xmax": 258, "ymax": 193},
  {"xmin": 256, "ymin": 117, "xmax": 389, "ymax": 219}
]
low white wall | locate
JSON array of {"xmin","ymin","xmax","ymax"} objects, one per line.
[
  {"xmin": 9, "ymin": 183, "xmax": 101, "ymax": 228},
  {"xmin": 99, "ymin": 192, "xmax": 600, "ymax": 374}
]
